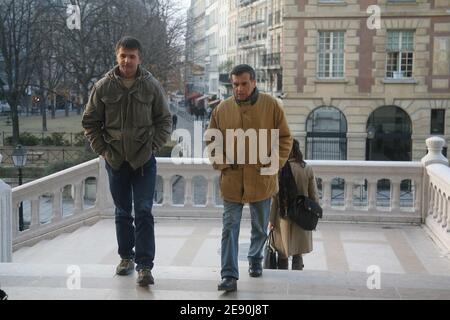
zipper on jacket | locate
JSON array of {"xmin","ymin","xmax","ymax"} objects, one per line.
[{"xmin": 121, "ymin": 99, "xmax": 126, "ymax": 161}]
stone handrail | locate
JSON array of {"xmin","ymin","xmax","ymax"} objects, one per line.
[{"xmin": 0, "ymin": 179, "xmax": 12, "ymax": 262}]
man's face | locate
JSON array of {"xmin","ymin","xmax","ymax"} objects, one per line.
[
  {"xmin": 116, "ymin": 47, "xmax": 141, "ymax": 79},
  {"xmin": 231, "ymin": 72, "xmax": 256, "ymax": 101}
]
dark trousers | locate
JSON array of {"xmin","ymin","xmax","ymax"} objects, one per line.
[{"xmin": 105, "ymin": 156, "xmax": 157, "ymax": 270}]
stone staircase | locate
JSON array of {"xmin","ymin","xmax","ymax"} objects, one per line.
[
  {"xmin": 1, "ymin": 263, "xmax": 450, "ymax": 300},
  {"xmin": 2, "ymin": 218, "xmax": 450, "ymax": 300}
]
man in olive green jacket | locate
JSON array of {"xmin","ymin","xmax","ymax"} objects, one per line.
[
  {"xmin": 82, "ymin": 37, "xmax": 171, "ymax": 287},
  {"xmin": 208, "ymin": 64, "xmax": 292, "ymax": 292}
]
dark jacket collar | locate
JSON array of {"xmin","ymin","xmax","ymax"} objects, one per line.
[{"xmin": 234, "ymin": 88, "xmax": 259, "ymax": 106}]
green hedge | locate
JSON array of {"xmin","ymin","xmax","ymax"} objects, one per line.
[
  {"xmin": 44, "ymin": 150, "xmax": 97, "ymax": 176},
  {"xmin": 4, "ymin": 131, "xmax": 85, "ymax": 146}
]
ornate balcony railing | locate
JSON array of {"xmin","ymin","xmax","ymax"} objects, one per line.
[{"xmin": 262, "ymin": 53, "xmax": 281, "ymax": 66}]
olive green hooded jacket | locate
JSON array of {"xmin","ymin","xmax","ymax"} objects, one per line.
[{"xmin": 82, "ymin": 65, "xmax": 172, "ymax": 170}]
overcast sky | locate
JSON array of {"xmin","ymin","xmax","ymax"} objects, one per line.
[{"xmin": 178, "ymin": 0, "xmax": 190, "ymax": 10}]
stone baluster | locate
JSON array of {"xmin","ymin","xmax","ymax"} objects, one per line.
[
  {"xmin": 52, "ymin": 189, "xmax": 63, "ymax": 223},
  {"xmin": 368, "ymin": 179, "xmax": 378, "ymax": 211},
  {"xmin": 437, "ymin": 191, "xmax": 443, "ymax": 223},
  {"xmin": 445, "ymin": 195, "xmax": 450, "ymax": 232},
  {"xmin": 205, "ymin": 176, "xmax": 215, "ymax": 207},
  {"xmin": 321, "ymin": 178, "xmax": 331, "ymax": 210},
  {"xmin": 391, "ymin": 179, "xmax": 401, "ymax": 212},
  {"xmin": 441, "ymin": 197, "xmax": 447, "ymax": 228},
  {"xmin": 184, "ymin": 176, "xmax": 193, "ymax": 207},
  {"xmin": 427, "ymin": 183, "xmax": 434, "ymax": 216},
  {"xmin": 162, "ymin": 175, "xmax": 171, "ymax": 206},
  {"xmin": 414, "ymin": 180, "xmax": 421, "ymax": 214},
  {"xmin": 344, "ymin": 179, "xmax": 353, "ymax": 211},
  {"xmin": 96, "ymin": 157, "xmax": 114, "ymax": 216},
  {"xmin": 30, "ymin": 198, "xmax": 39, "ymax": 230},
  {"xmin": 73, "ymin": 182, "xmax": 83, "ymax": 215},
  {"xmin": 11, "ymin": 205, "xmax": 18, "ymax": 237},
  {"xmin": 432, "ymin": 188, "xmax": 439, "ymax": 219}
]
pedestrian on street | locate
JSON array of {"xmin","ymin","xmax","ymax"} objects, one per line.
[
  {"xmin": 82, "ymin": 36, "xmax": 172, "ymax": 286},
  {"xmin": 172, "ymin": 113, "xmax": 178, "ymax": 131}
]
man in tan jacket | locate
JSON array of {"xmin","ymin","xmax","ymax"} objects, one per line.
[{"xmin": 207, "ymin": 64, "xmax": 292, "ymax": 292}]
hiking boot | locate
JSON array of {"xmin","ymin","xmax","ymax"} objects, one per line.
[
  {"xmin": 292, "ymin": 255, "xmax": 304, "ymax": 270},
  {"xmin": 217, "ymin": 277, "xmax": 237, "ymax": 292},
  {"xmin": 137, "ymin": 268, "xmax": 154, "ymax": 286},
  {"xmin": 116, "ymin": 259, "xmax": 135, "ymax": 276}
]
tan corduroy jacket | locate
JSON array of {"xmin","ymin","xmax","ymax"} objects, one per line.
[{"xmin": 207, "ymin": 91, "xmax": 292, "ymax": 203}]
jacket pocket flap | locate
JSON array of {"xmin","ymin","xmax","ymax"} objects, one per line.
[
  {"xmin": 101, "ymin": 95, "xmax": 122, "ymax": 104},
  {"xmin": 135, "ymin": 127, "xmax": 151, "ymax": 143},
  {"xmin": 133, "ymin": 92, "xmax": 154, "ymax": 104},
  {"xmin": 103, "ymin": 130, "xmax": 121, "ymax": 143}
]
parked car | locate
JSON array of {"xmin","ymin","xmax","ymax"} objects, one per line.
[{"xmin": 0, "ymin": 101, "xmax": 10, "ymax": 115}]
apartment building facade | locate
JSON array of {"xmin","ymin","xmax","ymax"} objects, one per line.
[
  {"xmin": 185, "ymin": 0, "xmax": 207, "ymax": 96},
  {"xmin": 282, "ymin": 0, "xmax": 450, "ymax": 161},
  {"xmin": 186, "ymin": 0, "xmax": 285, "ymax": 99}
]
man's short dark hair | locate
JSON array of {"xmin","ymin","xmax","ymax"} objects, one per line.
[
  {"xmin": 115, "ymin": 36, "xmax": 142, "ymax": 55},
  {"xmin": 230, "ymin": 64, "xmax": 256, "ymax": 80}
]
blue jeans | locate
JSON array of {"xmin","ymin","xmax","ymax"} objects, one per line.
[
  {"xmin": 221, "ymin": 198, "xmax": 271, "ymax": 280},
  {"xmin": 105, "ymin": 156, "xmax": 156, "ymax": 271}
]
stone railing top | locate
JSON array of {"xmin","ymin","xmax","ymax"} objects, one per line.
[
  {"xmin": 426, "ymin": 163, "xmax": 450, "ymax": 192},
  {"xmin": 422, "ymin": 136, "xmax": 449, "ymax": 167},
  {"xmin": 12, "ymin": 158, "xmax": 99, "ymax": 200}
]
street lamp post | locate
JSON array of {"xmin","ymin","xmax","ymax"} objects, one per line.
[{"xmin": 12, "ymin": 145, "xmax": 27, "ymax": 231}]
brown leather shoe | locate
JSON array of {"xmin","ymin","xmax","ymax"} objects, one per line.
[
  {"xmin": 277, "ymin": 256, "xmax": 288, "ymax": 269},
  {"xmin": 292, "ymin": 255, "xmax": 304, "ymax": 270},
  {"xmin": 248, "ymin": 262, "xmax": 263, "ymax": 277}
]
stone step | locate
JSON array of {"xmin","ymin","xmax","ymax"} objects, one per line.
[
  {"xmin": 13, "ymin": 220, "xmax": 116, "ymax": 264},
  {"xmin": 14, "ymin": 231, "xmax": 76, "ymax": 263},
  {"xmin": 1, "ymin": 263, "xmax": 450, "ymax": 300}
]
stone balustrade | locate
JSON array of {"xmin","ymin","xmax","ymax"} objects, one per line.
[
  {"xmin": 422, "ymin": 137, "xmax": 450, "ymax": 251},
  {"xmin": 10, "ymin": 158, "xmax": 110, "ymax": 251},
  {"xmin": 1, "ymin": 138, "xmax": 449, "ymax": 261}
]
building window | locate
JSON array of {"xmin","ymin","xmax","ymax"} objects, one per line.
[
  {"xmin": 317, "ymin": 31, "xmax": 344, "ymax": 78},
  {"xmin": 431, "ymin": 109, "xmax": 445, "ymax": 135},
  {"xmin": 386, "ymin": 30, "xmax": 414, "ymax": 79},
  {"xmin": 366, "ymin": 106, "xmax": 412, "ymax": 161},
  {"xmin": 306, "ymin": 106, "xmax": 347, "ymax": 160}
]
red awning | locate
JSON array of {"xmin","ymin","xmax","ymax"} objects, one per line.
[
  {"xmin": 195, "ymin": 95, "xmax": 208, "ymax": 102},
  {"xmin": 186, "ymin": 92, "xmax": 201, "ymax": 100},
  {"xmin": 208, "ymin": 99, "xmax": 221, "ymax": 106}
]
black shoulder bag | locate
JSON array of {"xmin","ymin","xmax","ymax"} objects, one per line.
[{"xmin": 285, "ymin": 164, "xmax": 323, "ymax": 231}]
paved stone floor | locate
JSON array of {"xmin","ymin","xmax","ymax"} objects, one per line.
[{"xmin": 1, "ymin": 218, "xmax": 450, "ymax": 300}]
